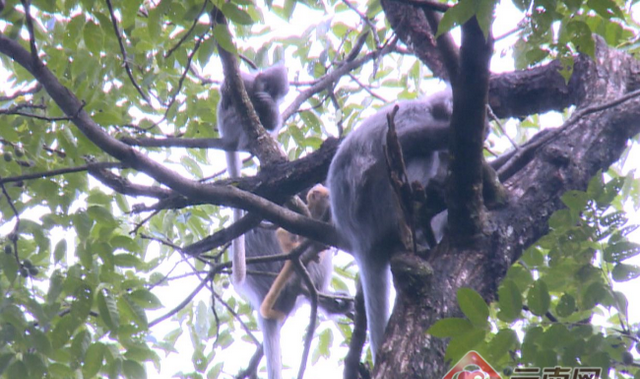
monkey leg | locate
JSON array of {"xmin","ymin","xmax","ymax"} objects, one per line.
[
  {"xmin": 260, "ymin": 260, "xmax": 295, "ymax": 321},
  {"xmin": 260, "ymin": 228, "xmax": 301, "ymax": 321}
]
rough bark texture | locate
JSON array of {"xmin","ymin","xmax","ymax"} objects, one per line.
[{"xmin": 370, "ymin": 28, "xmax": 640, "ymax": 379}]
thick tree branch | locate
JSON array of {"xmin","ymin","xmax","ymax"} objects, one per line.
[
  {"xmin": 446, "ymin": 18, "xmax": 493, "ymax": 241},
  {"xmin": 372, "ymin": 37, "xmax": 640, "ymax": 379},
  {"xmin": 0, "ymin": 33, "xmax": 341, "ymax": 249},
  {"xmin": 212, "ymin": 10, "xmax": 286, "ymax": 167}
]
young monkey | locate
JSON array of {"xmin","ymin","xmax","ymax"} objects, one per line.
[
  {"xmin": 238, "ymin": 184, "xmax": 335, "ymax": 379},
  {"xmin": 216, "ymin": 64, "xmax": 290, "ymax": 286},
  {"xmin": 260, "ymin": 184, "xmax": 331, "ymax": 320}
]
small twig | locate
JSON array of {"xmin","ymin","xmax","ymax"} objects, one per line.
[
  {"xmin": 0, "ymin": 181, "xmax": 21, "ymax": 267},
  {"xmin": 282, "ymin": 39, "xmax": 397, "ymax": 123},
  {"xmin": 391, "ymin": 0, "xmax": 451, "ymax": 12},
  {"xmin": 165, "ymin": 0, "xmax": 209, "ymax": 58},
  {"xmin": 120, "ymin": 136, "xmax": 238, "ymax": 150},
  {"xmin": 212, "ymin": 290, "xmax": 261, "ymax": 345},
  {"xmin": 487, "ymin": 105, "xmax": 517, "ymax": 150},
  {"xmin": 164, "ymin": 35, "xmax": 204, "ymax": 114},
  {"xmin": 0, "ymin": 82, "xmax": 42, "ymax": 101},
  {"xmin": 348, "ymin": 73, "xmax": 388, "ymax": 102},
  {"xmin": 42, "ymin": 145, "xmax": 66, "ymax": 157},
  {"xmin": 235, "ymin": 345, "xmax": 264, "ymax": 379},
  {"xmin": 494, "ymin": 22, "xmax": 525, "ymax": 42},
  {"xmin": 0, "ymin": 110, "xmax": 72, "ymax": 122},
  {"xmin": 189, "ymin": 64, "xmax": 217, "ymax": 85},
  {"xmin": 0, "ymin": 103, "xmax": 46, "ymax": 114},
  {"xmin": 131, "ymin": 210, "xmax": 160, "ymax": 235},
  {"xmin": 200, "ymin": 156, "xmax": 255, "ymax": 182},
  {"xmin": 105, "ymin": 0, "xmax": 152, "ymax": 105},
  {"xmin": 19, "ymin": 0, "xmax": 38, "ymax": 60},
  {"xmin": 147, "ymin": 259, "xmax": 183, "ymax": 290},
  {"xmin": 294, "ymin": 259, "xmax": 319, "ymax": 379},
  {"xmin": 0, "ymin": 162, "xmax": 121, "ymax": 185},
  {"xmin": 149, "ymin": 269, "xmax": 216, "ymax": 327},
  {"xmin": 342, "ymin": 1, "xmax": 380, "ymax": 47},
  {"xmin": 497, "ymin": 88, "xmax": 640, "ymax": 180},
  {"xmin": 344, "ymin": 279, "xmax": 367, "ymax": 379}
]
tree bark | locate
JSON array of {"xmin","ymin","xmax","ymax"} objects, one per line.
[{"xmin": 371, "ymin": 34, "xmax": 640, "ymax": 378}]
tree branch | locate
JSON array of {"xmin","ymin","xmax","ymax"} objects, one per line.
[
  {"xmin": 446, "ymin": 17, "xmax": 493, "ymax": 241},
  {"xmin": 212, "ymin": 9, "xmax": 286, "ymax": 167},
  {"xmin": 0, "ymin": 33, "xmax": 341, "ymax": 249},
  {"xmin": 282, "ymin": 41, "xmax": 398, "ymax": 123}
]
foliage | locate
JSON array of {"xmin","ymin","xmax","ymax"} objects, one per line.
[
  {"xmin": 430, "ymin": 172, "xmax": 640, "ymax": 378},
  {"xmin": 0, "ymin": 0, "xmax": 639, "ymax": 378}
]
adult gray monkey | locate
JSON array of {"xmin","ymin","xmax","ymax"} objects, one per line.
[
  {"xmin": 327, "ymin": 90, "xmax": 453, "ymax": 362},
  {"xmin": 217, "ymin": 64, "xmax": 289, "ymax": 285}
]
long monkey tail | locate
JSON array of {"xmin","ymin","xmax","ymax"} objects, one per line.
[
  {"xmin": 258, "ymin": 316, "xmax": 283, "ymax": 379},
  {"xmin": 226, "ymin": 150, "xmax": 246, "ymax": 285}
]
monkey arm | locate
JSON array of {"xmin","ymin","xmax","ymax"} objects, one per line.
[{"xmin": 252, "ymin": 91, "xmax": 281, "ymax": 132}]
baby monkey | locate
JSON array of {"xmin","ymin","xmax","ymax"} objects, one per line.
[
  {"xmin": 260, "ymin": 184, "xmax": 332, "ymax": 320},
  {"xmin": 238, "ymin": 184, "xmax": 339, "ymax": 379}
]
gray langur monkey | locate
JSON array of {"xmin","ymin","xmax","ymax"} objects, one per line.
[
  {"xmin": 327, "ymin": 90, "xmax": 453, "ymax": 362},
  {"xmin": 237, "ymin": 185, "xmax": 345, "ymax": 379},
  {"xmin": 216, "ymin": 64, "xmax": 290, "ymax": 285}
]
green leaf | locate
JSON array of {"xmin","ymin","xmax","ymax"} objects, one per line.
[
  {"xmin": 457, "ymin": 288, "xmax": 489, "ymax": 327},
  {"xmin": 445, "ymin": 328, "xmax": 486, "ymax": 363},
  {"xmin": 83, "ymin": 342, "xmax": 106, "ymax": 378},
  {"xmin": 437, "ymin": 0, "xmax": 475, "ymax": 37},
  {"xmin": 612, "ymin": 263, "xmax": 640, "ymax": 282},
  {"xmin": 71, "ymin": 285, "xmax": 94, "ymax": 323},
  {"xmin": 123, "ymin": 359, "xmax": 147, "ymax": 379},
  {"xmin": 0, "ymin": 353, "xmax": 14, "ymax": 374},
  {"xmin": 427, "ymin": 318, "xmax": 473, "ymax": 338},
  {"xmin": 213, "ymin": 25, "xmax": 237, "ymax": 54},
  {"xmin": 83, "ymin": 20, "xmax": 104, "ymax": 55},
  {"xmin": 120, "ymin": 295, "xmax": 149, "ymax": 329},
  {"xmin": 129, "ymin": 289, "xmax": 163, "ymax": 310},
  {"xmin": 6, "ymin": 359, "xmax": 28, "ymax": 379},
  {"xmin": 221, "ymin": 3, "xmax": 255, "ymax": 25},
  {"xmin": 114, "ymin": 253, "xmax": 143, "ymax": 268},
  {"xmin": 604, "ymin": 241, "xmax": 640, "ymax": 262},
  {"xmin": 53, "ymin": 239, "xmax": 67, "ymax": 264},
  {"xmin": 50, "ymin": 317, "xmax": 76, "ymax": 349},
  {"xmin": 561, "ymin": 190, "xmax": 589, "ymax": 213},
  {"xmin": 97, "ymin": 290, "xmax": 120, "ymax": 331},
  {"xmin": 556, "ymin": 294, "xmax": 576, "ymax": 317},
  {"xmin": 498, "ymin": 279, "xmax": 522, "ymax": 322},
  {"xmin": 527, "ymin": 280, "xmax": 550, "ymax": 316},
  {"xmin": 488, "ymin": 329, "xmax": 518, "ymax": 361},
  {"xmin": 47, "ymin": 270, "xmax": 64, "ymax": 304},
  {"xmin": 27, "ymin": 326, "xmax": 52, "ymax": 355},
  {"xmin": 587, "ymin": 0, "xmax": 624, "ymax": 19}
]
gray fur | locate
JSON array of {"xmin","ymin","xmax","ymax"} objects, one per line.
[
  {"xmin": 327, "ymin": 90, "xmax": 452, "ymax": 361},
  {"xmin": 238, "ymin": 226, "xmax": 333, "ymax": 379},
  {"xmin": 216, "ymin": 64, "xmax": 290, "ymax": 286}
]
